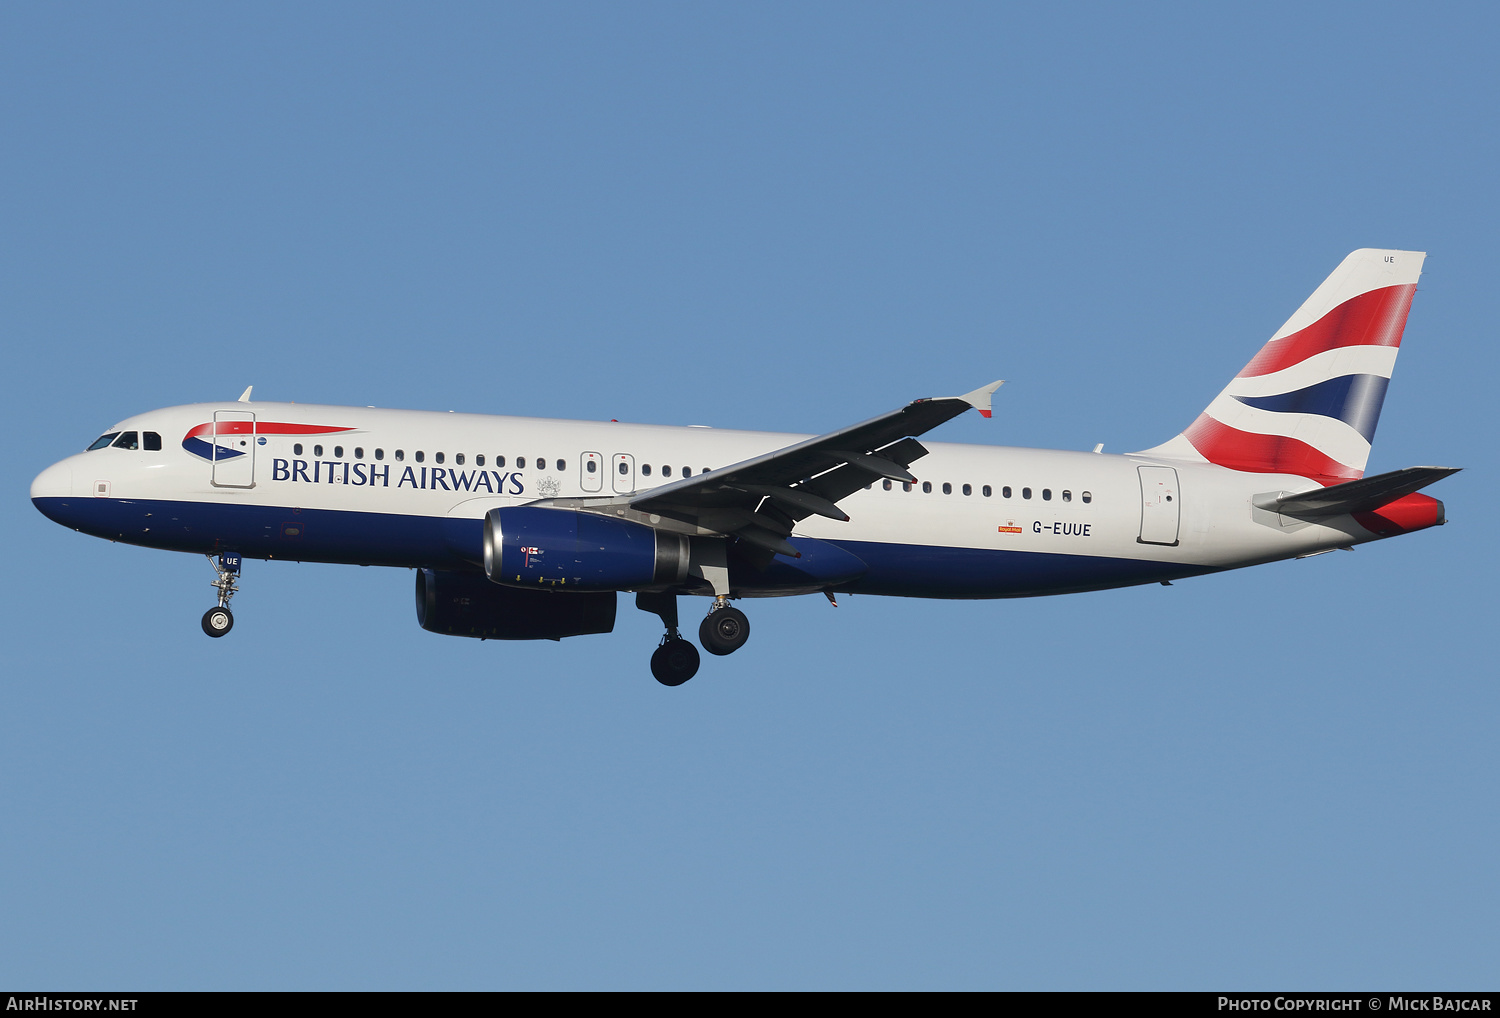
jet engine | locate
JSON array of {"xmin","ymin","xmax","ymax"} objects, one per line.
[
  {"xmin": 415, "ymin": 568, "xmax": 616, "ymax": 640},
  {"xmin": 483, "ymin": 507, "xmax": 689, "ymax": 591}
]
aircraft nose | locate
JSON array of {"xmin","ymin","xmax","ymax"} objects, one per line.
[{"xmin": 31, "ymin": 459, "xmax": 75, "ymax": 501}]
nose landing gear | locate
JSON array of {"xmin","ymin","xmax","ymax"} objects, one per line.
[
  {"xmin": 201, "ymin": 552, "xmax": 241, "ymax": 638},
  {"xmin": 699, "ymin": 597, "xmax": 750, "ymax": 656}
]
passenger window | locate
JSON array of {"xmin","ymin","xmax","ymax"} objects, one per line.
[
  {"xmin": 922, "ymin": 481, "xmax": 932, "ymax": 494},
  {"xmin": 942, "ymin": 482, "xmax": 952, "ymax": 494},
  {"xmin": 585, "ymin": 459, "xmax": 595, "ymax": 473},
  {"xmin": 87, "ymin": 433, "xmax": 120, "ymax": 451},
  {"xmin": 455, "ymin": 453, "xmax": 464, "ymax": 465},
  {"xmin": 496, "ymin": 455, "xmax": 505, "ymax": 468},
  {"xmin": 395, "ymin": 450, "xmax": 405, "ymax": 461},
  {"xmin": 1003, "ymin": 486, "xmax": 1012, "ymax": 498},
  {"xmin": 642, "ymin": 464, "xmax": 653, "ymax": 476},
  {"xmin": 982, "ymin": 485, "xmax": 991, "ymax": 497},
  {"xmin": 334, "ymin": 446, "xmax": 344, "ymax": 458},
  {"xmin": 1082, "ymin": 491, "xmax": 1093, "ymax": 504},
  {"xmin": 662, "ymin": 465, "xmax": 672, "ymax": 477},
  {"xmin": 143, "ymin": 432, "xmax": 162, "ymax": 451},
  {"xmin": 883, "ymin": 480, "xmax": 892, "ymax": 491},
  {"xmin": 376, "ymin": 449, "xmax": 384, "ymax": 460},
  {"xmin": 1042, "ymin": 488, "xmax": 1052, "ymax": 501},
  {"xmin": 475, "ymin": 454, "xmax": 484, "ymax": 466},
  {"xmin": 435, "ymin": 452, "xmax": 444, "ymax": 464},
  {"xmin": 314, "ymin": 444, "xmax": 324, "ymax": 457},
  {"xmin": 536, "ymin": 455, "xmax": 544, "ymax": 468},
  {"xmin": 701, "ymin": 467, "xmax": 709, "ymax": 474},
  {"xmin": 294, "ymin": 443, "xmax": 304, "ymax": 456},
  {"xmin": 1022, "ymin": 487, "xmax": 1032, "ymax": 499},
  {"xmin": 962, "ymin": 483, "xmax": 971, "ymax": 496},
  {"xmin": 683, "ymin": 467, "xmax": 692, "ymax": 477},
  {"xmin": 354, "ymin": 447, "xmax": 364, "ymax": 459},
  {"xmin": 415, "ymin": 451, "xmax": 424, "ymax": 463},
  {"xmin": 517, "ymin": 457, "xmax": 526, "ymax": 469},
  {"xmin": 1062, "ymin": 490, "xmax": 1071, "ymax": 502},
  {"xmin": 903, "ymin": 482, "xmax": 912, "ymax": 492},
  {"xmin": 618, "ymin": 461, "xmax": 628, "ymax": 475},
  {"xmin": 113, "ymin": 432, "xmax": 139, "ymax": 450},
  {"xmin": 556, "ymin": 459, "xmax": 566, "ymax": 471}
]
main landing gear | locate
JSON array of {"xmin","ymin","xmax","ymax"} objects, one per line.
[
  {"xmin": 650, "ymin": 637, "xmax": 700, "ymax": 687},
  {"xmin": 699, "ymin": 597, "xmax": 750, "ymax": 656},
  {"xmin": 201, "ymin": 552, "xmax": 241, "ymax": 638},
  {"xmin": 637, "ymin": 592, "xmax": 752, "ymax": 685},
  {"xmin": 637, "ymin": 592, "xmax": 700, "ymax": 686}
]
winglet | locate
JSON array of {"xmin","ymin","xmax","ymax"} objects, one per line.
[
  {"xmin": 238, "ymin": 386, "xmax": 254, "ymax": 403},
  {"xmin": 958, "ymin": 379, "xmax": 1004, "ymax": 418}
]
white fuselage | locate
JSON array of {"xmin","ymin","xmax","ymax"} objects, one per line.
[{"xmin": 31, "ymin": 400, "xmax": 1386, "ymax": 599}]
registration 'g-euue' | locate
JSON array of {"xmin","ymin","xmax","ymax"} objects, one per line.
[{"xmin": 32, "ymin": 250, "xmax": 1458, "ymax": 685}]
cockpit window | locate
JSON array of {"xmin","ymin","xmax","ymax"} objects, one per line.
[
  {"xmin": 143, "ymin": 432, "xmax": 162, "ymax": 451},
  {"xmin": 112, "ymin": 431, "xmax": 139, "ymax": 450},
  {"xmin": 87, "ymin": 433, "xmax": 120, "ymax": 451}
]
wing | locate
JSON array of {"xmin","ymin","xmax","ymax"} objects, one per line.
[{"xmin": 627, "ymin": 380, "xmax": 1003, "ymax": 557}]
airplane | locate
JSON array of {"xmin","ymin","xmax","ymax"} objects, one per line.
[{"xmin": 30, "ymin": 248, "xmax": 1458, "ymax": 686}]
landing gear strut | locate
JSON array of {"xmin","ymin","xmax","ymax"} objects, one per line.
[
  {"xmin": 699, "ymin": 596, "xmax": 750, "ymax": 656},
  {"xmin": 202, "ymin": 552, "xmax": 241, "ymax": 638},
  {"xmin": 637, "ymin": 592, "xmax": 700, "ymax": 686}
]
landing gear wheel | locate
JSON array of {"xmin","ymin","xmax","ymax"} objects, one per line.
[
  {"xmin": 699, "ymin": 606, "xmax": 750, "ymax": 656},
  {"xmin": 651, "ymin": 637, "xmax": 700, "ymax": 686},
  {"xmin": 202, "ymin": 606, "xmax": 234, "ymax": 638}
]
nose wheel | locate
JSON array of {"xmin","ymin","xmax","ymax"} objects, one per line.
[
  {"xmin": 202, "ymin": 606, "xmax": 234, "ymax": 637},
  {"xmin": 203, "ymin": 552, "xmax": 242, "ymax": 639},
  {"xmin": 699, "ymin": 601, "xmax": 750, "ymax": 656}
]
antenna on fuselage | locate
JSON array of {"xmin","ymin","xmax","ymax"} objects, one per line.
[{"xmin": 238, "ymin": 386, "xmax": 253, "ymax": 403}]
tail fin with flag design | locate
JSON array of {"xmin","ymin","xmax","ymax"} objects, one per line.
[{"xmin": 1141, "ymin": 248, "xmax": 1425, "ymax": 484}]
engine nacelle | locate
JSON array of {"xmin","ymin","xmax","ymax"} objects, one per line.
[
  {"xmin": 483, "ymin": 507, "xmax": 689, "ymax": 591},
  {"xmin": 415, "ymin": 568, "xmax": 616, "ymax": 640}
]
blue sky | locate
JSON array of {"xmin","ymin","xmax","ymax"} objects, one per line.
[{"xmin": 2, "ymin": 3, "xmax": 1495, "ymax": 989}]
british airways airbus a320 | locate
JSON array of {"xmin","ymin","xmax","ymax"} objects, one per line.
[{"xmin": 31, "ymin": 249, "xmax": 1457, "ymax": 685}]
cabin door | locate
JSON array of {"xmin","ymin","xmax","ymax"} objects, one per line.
[
  {"xmin": 211, "ymin": 410, "xmax": 256, "ymax": 488},
  {"xmin": 1137, "ymin": 465, "xmax": 1179, "ymax": 546}
]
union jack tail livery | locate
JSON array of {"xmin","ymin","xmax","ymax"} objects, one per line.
[{"xmin": 1144, "ymin": 248, "xmax": 1425, "ymax": 484}]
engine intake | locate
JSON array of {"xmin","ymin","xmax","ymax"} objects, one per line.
[
  {"xmin": 415, "ymin": 568, "xmax": 615, "ymax": 640},
  {"xmin": 484, "ymin": 507, "xmax": 689, "ymax": 591}
]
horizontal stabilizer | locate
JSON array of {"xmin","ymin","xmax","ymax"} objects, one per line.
[{"xmin": 1257, "ymin": 466, "xmax": 1460, "ymax": 518}]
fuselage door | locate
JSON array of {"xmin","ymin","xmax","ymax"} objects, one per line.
[
  {"xmin": 580, "ymin": 451, "xmax": 603, "ymax": 493},
  {"xmin": 1137, "ymin": 465, "xmax": 1179, "ymax": 546},
  {"xmin": 611, "ymin": 453, "xmax": 635, "ymax": 494},
  {"xmin": 211, "ymin": 410, "xmax": 256, "ymax": 488}
]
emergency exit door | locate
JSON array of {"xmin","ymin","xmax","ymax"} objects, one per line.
[
  {"xmin": 580, "ymin": 452, "xmax": 603, "ymax": 493},
  {"xmin": 611, "ymin": 453, "xmax": 635, "ymax": 494},
  {"xmin": 211, "ymin": 410, "xmax": 256, "ymax": 488},
  {"xmin": 1137, "ymin": 465, "xmax": 1179, "ymax": 546}
]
